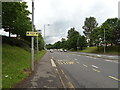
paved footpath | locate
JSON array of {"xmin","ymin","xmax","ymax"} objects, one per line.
[{"xmin": 15, "ymin": 52, "xmax": 63, "ymax": 88}]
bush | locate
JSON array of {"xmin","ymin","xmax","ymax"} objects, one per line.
[
  {"xmin": 69, "ymin": 48, "xmax": 75, "ymax": 51},
  {"xmin": 2, "ymin": 36, "xmax": 31, "ymax": 52}
]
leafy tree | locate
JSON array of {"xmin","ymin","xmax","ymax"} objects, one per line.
[
  {"xmin": 100, "ymin": 18, "xmax": 118, "ymax": 46},
  {"xmin": 82, "ymin": 17, "xmax": 98, "ymax": 46},
  {"xmin": 46, "ymin": 44, "xmax": 53, "ymax": 49},
  {"xmin": 77, "ymin": 35, "xmax": 87, "ymax": 50},
  {"xmin": 113, "ymin": 19, "xmax": 120, "ymax": 45},
  {"xmin": 2, "ymin": 2, "xmax": 31, "ymax": 41},
  {"xmin": 61, "ymin": 38, "xmax": 67, "ymax": 49},
  {"xmin": 67, "ymin": 27, "xmax": 80, "ymax": 50},
  {"xmin": 53, "ymin": 41, "xmax": 62, "ymax": 49},
  {"xmin": 90, "ymin": 27, "xmax": 102, "ymax": 46}
]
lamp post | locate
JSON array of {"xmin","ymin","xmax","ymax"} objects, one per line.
[
  {"xmin": 44, "ymin": 24, "xmax": 50, "ymax": 50},
  {"xmin": 36, "ymin": 29, "xmax": 42, "ymax": 53},
  {"xmin": 31, "ymin": 0, "xmax": 34, "ymax": 71}
]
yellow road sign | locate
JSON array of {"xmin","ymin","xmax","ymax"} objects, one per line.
[{"xmin": 26, "ymin": 31, "xmax": 38, "ymax": 36}]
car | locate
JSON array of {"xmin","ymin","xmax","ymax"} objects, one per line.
[
  {"xmin": 64, "ymin": 49, "xmax": 67, "ymax": 52},
  {"xmin": 50, "ymin": 49, "xmax": 53, "ymax": 53},
  {"xmin": 60, "ymin": 49, "xmax": 63, "ymax": 52}
]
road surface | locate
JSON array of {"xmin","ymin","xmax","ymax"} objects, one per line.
[{"xmin": 50, "ymin": 51, "xmax": 119, "ymax": 88}]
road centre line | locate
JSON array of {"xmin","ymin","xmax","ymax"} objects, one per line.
[
  {"xmin": 92, "ymin": 65, "xmax": 98, "ymax": 69},
  {"xmin": 108, "ymin": 76, "xmax": 120, "ymax": 81},
  {"xmin": 75, "ymin": 59, "xmax": 77, "ymax": 60},
  {"xmin": 76, "ymin": 62, "xmax": 79, "ymax": 64},
  {"xmin": 83, "ymin": 64, "xmax": 88, "ymax": 67},
  {"xmin": 92, "ymin": 68, "xmax": 100, "ymax": 72}
]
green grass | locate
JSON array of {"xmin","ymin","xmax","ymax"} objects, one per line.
[
  {"xmin": 78, "ymin": 46, "xmax": 119, "ymax": 55},
  {"xmin": 2, "ymin": 44, "xmax": 45, "ymax": 88}
]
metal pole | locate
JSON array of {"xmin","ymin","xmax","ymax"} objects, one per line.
[
  {"xmin": 37, "ymin": 36, "xmax": 39, "ymax": 53},
  {"xmin": 104, "ymin": 29, "xmax": 105, "ymax": 53},
  {"xmin": 31, "ymin": 0, "xmax": 34, "ymax": 71}
]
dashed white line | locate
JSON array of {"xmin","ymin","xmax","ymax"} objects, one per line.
[
  {"xmin": 83, "ymin": 64, "xmax": 88, "ymax": 67},
  {"xmin": 92, "ymin": 68, "xmax": 100, "ymax": 72},
  {"xmin": 75, "ymin": 59, "xmax": 78, "ymax": 60},
  {"xmin": 92, "ymin": 65, "xmax": 98, "ymax": 69}
]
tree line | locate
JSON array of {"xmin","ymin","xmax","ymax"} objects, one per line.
[
  {"xmin": 2, "ymin": 2, "xmax": 44, "ymax": 50},
  {"xmin": 46, "ymin": 27, "xmax": 87, "ymax": 50},
  {"xmin": 46, "ymin": 17, "xmax": 120, "ymax": 51}
]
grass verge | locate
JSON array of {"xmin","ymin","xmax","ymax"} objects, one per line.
[
  {"xmin": 2, "ymin": 44, "xmax": 45, "ymax": 88},
  {"xmin": 78, "ymin": 46, "xmax": 119, "ymax": 55}
]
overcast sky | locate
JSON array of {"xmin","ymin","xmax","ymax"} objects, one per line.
[{"xmin": 26, "ymin": 0, "xmax": 119, "ymax": 44}]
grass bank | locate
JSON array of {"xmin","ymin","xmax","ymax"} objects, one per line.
[
  {"xmin": 78, "ymin": 46, "xmax": 119, "ymax": 55},
  {"xmin": 2, "ymin": 44, "xmax": 45, "ymax": 88}
]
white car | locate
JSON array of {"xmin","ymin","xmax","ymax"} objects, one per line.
[
  {"xmin": 50, "ymin": 49, "xmax": 53, "ymax": 53},
  {"xmin": 64, "ymin": 49, "xmax": 67, "ymax": 52}
]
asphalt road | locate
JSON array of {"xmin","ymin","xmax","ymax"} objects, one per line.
[{"xmin": 50, "ymin": 51, "xmax": 119, "ymax": 88}]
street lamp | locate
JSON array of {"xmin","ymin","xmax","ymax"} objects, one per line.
[
  {"xmin": 31, "ymin": 0, "xmax": 34, "ymax": 71},
  {"xmin": 44, "ymin": 24, "xmax": 50, "ymax": 50},
  {"xmin": 36, "ymin": 29, "xmax": 42, "ymax": 53}
]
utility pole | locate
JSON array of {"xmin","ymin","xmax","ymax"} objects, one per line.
[
  {"xmin": 31, "ymin": 0, "xmax": 34, "ymax": 71},
  {"xmin": 37, "ymin": 35, "xmax": 39, "ymax": 53},
  {"xmin": 44, "ymin": 24, "xmax": 50, "ymax": 50}
]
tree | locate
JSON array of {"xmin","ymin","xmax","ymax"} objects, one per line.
[
  {"xmin": 77, "ymin": 35, "xmax": 87, "ymax": 50},
  {"xmin": 67, "ymin": 27, "xmax": 80, "ymax": 50},
  {"xmin": 82, "ymin": 17, "xmax": 98, "ymax": 46},
  {"xmin": 2, "ymin": 2, "xmax": 31, "ymax": 41},
  {"xmin": 90, "ymin": 27, "xmax": 102, "ymax": 46},
  {"xmin": 100, "ymin": 18, "xmax": 118, "ymax": 46},
  {"xmin": 113, "ymin": 19, "xmax": 120, "ymax": 45}
]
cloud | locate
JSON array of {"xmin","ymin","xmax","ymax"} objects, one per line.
[{"xmin": 26, "ymin": 0, "xmax": 119, "ymax": 44}]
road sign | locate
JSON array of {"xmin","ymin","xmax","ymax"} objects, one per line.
[
  {"xmin": 26, "ymin": 31, "xmax": 38, "ymax": 36},
  {"xmin": 37, "ymin": 30, "xmax": 42, "ymax": 34}
]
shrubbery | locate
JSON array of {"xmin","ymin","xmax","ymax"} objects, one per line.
[{"xmin": 2, "ymin": 36, "xmax": 31, "ymax": 52}]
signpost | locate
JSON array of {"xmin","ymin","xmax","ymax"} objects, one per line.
[{"xmin": 26, "ymin": 31, "xmax": 38, "ymax": 36}]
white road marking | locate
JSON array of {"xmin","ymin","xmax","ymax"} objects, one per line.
[
  {"xmin": 51, "ymin": 59, "xmax": 56, "ymax": 67},
  {"xmin": 97, "ymin": 55, "xmax": 101, "ymax": 57},
  {"xmin": 83, "ymin": 64, "xmax": 88, "ymax": 67},
  {"xmin": 92, "ymin": 68, "xmax": 100, "ymax": 72},
  {"xmin": 92, "ymin": 65, "xmax": 98, "ymax": 69},
  {"xmin": 76, "ymin": 62, "xmax": 79, "ymax": 64},
  {"xmin": 75, "ymin": 59, "xmax": 77, "ymax": 60},
  {"xmin": 105, "ymin": 60, "xmax": 118, "ymax": 63},
  {"xmin": 108, "ymin": 76, "xmax": 120, "ymax": 81}
]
